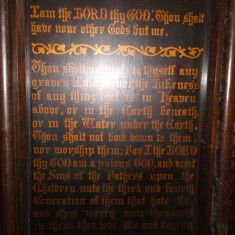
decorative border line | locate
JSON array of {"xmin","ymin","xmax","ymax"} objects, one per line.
[{"xmin": 31, "ymin": 43, "xmax": 204, "ymax": 59}]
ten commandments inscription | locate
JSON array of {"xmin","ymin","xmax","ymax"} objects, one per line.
[{"xmin": 26, "ymin": 0, "xmax": 211, "ymax": 234}]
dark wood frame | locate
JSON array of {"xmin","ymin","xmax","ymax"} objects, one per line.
[
  {"xmin": 210, "ymin": 0, "xmax": 235, "ymax": 234},
  {"xmin": 0, "ymin": 0, "xmax": 234, "ymax": 234},
  {"xmin": 0, "ymin": 0, "xmax": 28, "ymax": 234},
  {"xmin": 198, "ymin": 0, "xmax": 235, "ymax": 234}
]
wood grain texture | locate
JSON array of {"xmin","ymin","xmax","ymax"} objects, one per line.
[
  {"xmin": 0, "ymin": 0, "xmax": 17, "ymax": 234},
  {"xmin": 213, "ymin": 0, "xmax": 235, "ymax": 234}
]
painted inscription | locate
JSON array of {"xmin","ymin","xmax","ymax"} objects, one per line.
[{"xmin": 27, "ymin": 1, "xmax": 209, "ymax": 234}]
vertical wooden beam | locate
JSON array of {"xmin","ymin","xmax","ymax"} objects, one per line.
[
  {"xmin": 0, "ymin": 0, "xmax": 17, "ymax": 234},
  {"xmin": 198, "ymin": 0, "xmax": 226, "ymax": 233},
  {"xmin": 12, "ymin": 0, "xmax": 27, "ymax": 234},
  {"xmin": 213, "ymin": 0, "xmax": 235, "ymax": 234},
  {"xmin": 198, "ymin": 0, "xmax": 234, "ymax": 233}
]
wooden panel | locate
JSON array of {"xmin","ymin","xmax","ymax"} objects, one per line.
[
  {"xmin": 1, "ymin": 0, "xmax": 234, "ymax": 235},
  {"xmin": 25, "ymin": 1, "xmax": 212, "ymax": 234}
]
